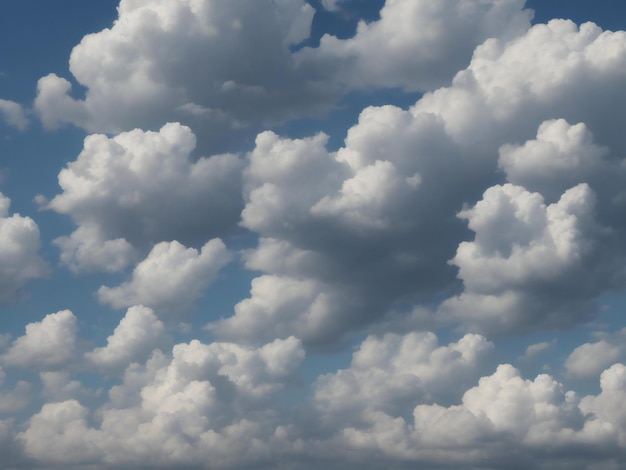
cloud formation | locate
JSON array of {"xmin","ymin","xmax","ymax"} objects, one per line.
[
  {"xmin": 3, "ymin": 1, "xmax": 626, "ymax": 469},
  {"xmin": 0, "ymin": 194, "xmax": 48, "ymax": 302},
  {"xmin": 213, "ymin": 19, "xmax": 626, "ymax": 345},
  {"xmin": 98, "ymin": 239, "xmax": 231, "ymax": 316},
  {"xmin": 33, "ymin": 0, "xmax": 533, "ymax": 148},
  {"xmin": 2, "ymin": 310, "xmax": 78, "ymax": 370},
  {"xmin": 34, "ymin": 0, "xmax": 322, "ymax": 139},
  {"xmin": 20, "ymin": 336, "xmax": 305, "ymax": 468},
  {"xmin": 0, "ymin": 99, "xmax": 28, "ymax": 130},
  {"xmin": 565, "ymin": 329, "xmax": 626, "ymax": 379},
  {"xmin": 297, "ymin": 0, "xmax": 532, "ymax": 91},
  {"xmin": 85, "ymin": 305, "xmax": 168, "ymax": 374},
  {"xmin": 45, "ymin": 122, "xmax": 242, "ymax": 272},
  {"xmin": 440, "ymin": 182, "xmax": 608, "ymax": 333}
]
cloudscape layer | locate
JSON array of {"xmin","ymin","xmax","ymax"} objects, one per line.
[{"xmin": 1, "ymin": 1, "xmax": 626, "ymax": 468}]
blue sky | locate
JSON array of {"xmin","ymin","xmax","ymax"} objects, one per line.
[{"xmin": 1, "ymin": 1, "xmax": 626, "ymax": 469}]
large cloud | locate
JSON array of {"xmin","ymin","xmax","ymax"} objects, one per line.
[
  {"xmin": 316, "ymin": 362, "xmax": 626, "ymax": 469},
  {"xmin": 33, "ymin": 0, "xmax": 324, "ymax": 143},
  {"xmin": 19, "ymin": 336, "xmax": 304, "ymax": 468},
  {"xmin": 296, "ymin": 0, "xmax": 532, "ymax": 91},
  {"xmin": 9, "ymin": 330, "xmax": 626, "ymax": 469},
  {"xmin": 44, "ymin": 123, "xmax": 242, "ymax": 272},
  {"xmin": 212, "ymin": 124, "xmax": 464, "ymax": 345},
  {"xmin": 212, "ymin": 19, "xmax": 626, "ymax": 345},
  {"xmin": 439, "ymin": 182, "xmax": 612, "ymax": 333},
  {"xmin": 33, "ymin": 0, "xmax": 533, "ymax": 146}
]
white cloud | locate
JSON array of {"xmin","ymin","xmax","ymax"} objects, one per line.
[
  {"xmin": 296, "ymin": 0, "xmax": 532, "ymax": 91},
  {"xmin": 13, "ymin": 339, "xmax": 626, "ymax": 469},
  {"xmin": 39, "ymin": 372, "xmax": 90, "ymax": 402},
  {"xmin": 20, "ymin": 336, "xmax": 304, "ymax": 468},
  {"xmin": 9, "ymin": 4, "xmax": 626, "ymax": 470},
  {"xmin": 0, "ymin": 367, "xmax": 30, "ymax": 414},
  {"xmin": 53, "ymin": 224, "xmax": 137, "ymax": 273},
  {"xmin": 0, "ymin": 99, "xmax": 28, "ymax": 130},
  {"xmin": 218, "ymin": 122, "xmax": 462, "ymax": 344},
  {"xmin": 565, "ymin": 340, "xmax": 622, "ymax": 379},
  {"xmin": 219, "ymin": 19, "xmax": 626, "ymax": 344},
  {"xmin": 460, "ymin": 365, "xmax": 581, "ymax": 443},
  {"xmin": 34, "ymin": 0, "xmax": 324, "ymax": 141},
  {"xmin": 526, "ymin": 341, "xmax": 555, "ymax": 357},
  {"xmin": 565, "ymin": 329, "xmax": 626, "ymax": 379},
  {"xmin": 19, "ymin": 400, "xmax": 101, "ymax": 464},
  {"xmin": 85, "ymin": 305, "xmax": 167, "ymax": 374},
  {"xmin": 98, "ymin": 239, "xmax": 231, "ymax": 316},
  {"xmin": 0, "ymin": 194, "xmax": 48, "ymax": 302},
  {"xmin": 440, "ymin": 183, "xmax": 610, "ymax": 333},
  {"xmin": 324, "ymin": 363, "xmax": 619, "ymax": 468},
  {"xmin": 2, "ymin": 310, "xmax": 78, "ymax": 370},
  {"xmin": 520, "ymin": 340, "xmax": 556, "ymax": 363},
  {"xmin": 311, "ymin": 159, "xmax": 421, "ymax": 230},
  {"xmin": 44, "ymin": 123, "xmax": 242, "ymax": 265},
  {"xmin": 499, "ymin": 119, "xmax": 612, "ymax": 201},
  {"xmin": 32, "ymin": 0, "xmax": 535, "ymax": 146},
  {"xmin": 315, "ymin": 332, "xmax": 493, "ymax": 424},
  {"xmin": 416, "ymin": 20, "xmax": 626, "ymax": 148},
  {"xmin": 579, "ymin": 363, "xmax": 626, "ymax": 446},
  {"xmin": 210, "ymin": 274, "xmax": 355, "ymax": 346},
  {"xmin": 240, "ymin": 131, "xmax": 343, "ymax": 235}
]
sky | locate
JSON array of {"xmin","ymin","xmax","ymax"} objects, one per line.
[{"xmin": 2, "ymin": 0, "xmax": 626, "ymax": 468}]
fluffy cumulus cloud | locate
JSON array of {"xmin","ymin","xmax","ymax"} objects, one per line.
[
  {"xmin": 0, "ymin": 367, "xmax": 31, "ymax": 414},
  {"xmin": 8, "ymin": 332, "xmax": 626, "ymax": 469},
  {"xmin": 53, "ymin": 224, "xmax": 137, "ymax": 274},
  {"xmin": 211, "ymin": 273, "xmax": 354, "ymax": 346},
  {"xmin": 33, "ymin": 0, "xmax": 323, "ymax": 140},
  {"xmin": 212, "ymin": 18, "xmax": 626, "ymax": 346},
  {"xmin": 44, "ymin": 122, "xmax": 241, "ymax": 272},
  {"xmin": 440, "ymin": 182, "xmax": 611, "ymax": 333},
  {"xmin": 579, "ymin": 364, "xmax": 626, "ymax": 447},
  {"xmin": 520, "ymin": 340, "xmax": 556, "ymax": 363},
  {"xmin": 315, "ymin": 332, "xmax": 494, "ymax": 425},
  {"xmin": 6, "ymin": 1, "xmax": 626, "ymax": 469},
  {"xmin": 314, "ymin": 361, "xmax": 626, "ymax": 469},
  {"xmin": 19, "ymin": 336, "xmax": 305, "ymax": 468},
  {"xmin": 39, "ymin": 371, "xmax": 91, "ymax": 402},
  {"xmin": 296, "ymin": 0, "xmax": 532, "ymax": 91},
  {"xmin": 0, "ymin": 194, "xmax": 48, "ymax": 302},
  {"xmin": 212, "ymin": 120, "xmax": 465, "ymax": 344},
  {"xmin": 498, "ymin": 119, "xmax": 614, "ymax": 202},
  {"xmin": 2, "ymin": 310, "xmax": 78, "ymax": 370},
  {"xmin": 32, "ymin": 0, "xmax": 535, "ymax": 145},
  {"xmin": 85, "ymin": 305, "xmax": 167, "ymax": 373},
  {"xmin": 98, "ymin": 238, "xmax": 231, "ymax": 315}
]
